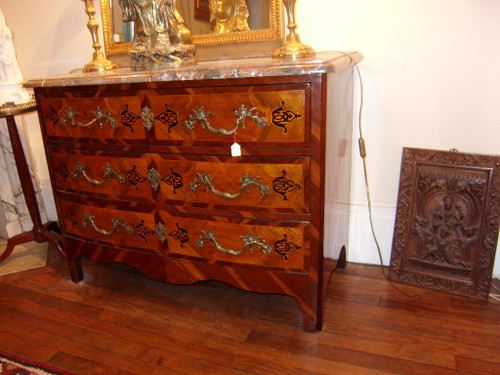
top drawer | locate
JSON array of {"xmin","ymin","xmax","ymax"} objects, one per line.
[{"xmin": 36, "ymin": 81, "xmax": 310, "ymax": 147}]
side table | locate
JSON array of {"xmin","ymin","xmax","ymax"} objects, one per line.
[{"xmin": 0, "ymin": 100, "xmax": 65, "ymax": 266}]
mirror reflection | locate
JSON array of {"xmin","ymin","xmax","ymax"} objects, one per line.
[
  {"xmin": 110, "ymin": 0, "xmax": 271, "ymax": 44},
  {"xmin": 210, "ymin": 0, "xmax": 250, "ymax": 33}
]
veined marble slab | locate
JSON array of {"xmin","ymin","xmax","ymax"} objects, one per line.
[{"xmin": 25, "ymin": 51, "xmax": 362, "ymax": 88}]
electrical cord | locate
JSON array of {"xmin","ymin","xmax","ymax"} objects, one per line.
[{"xmin": 354, "ymin": 64, "xmax": 431, "ymax": 297}]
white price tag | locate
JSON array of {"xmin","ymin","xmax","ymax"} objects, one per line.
[{"xmin": 231, "ymin": 142, "xmax": 241, "ymax": 157}]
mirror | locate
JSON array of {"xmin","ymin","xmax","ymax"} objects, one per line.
[{"xmin": 100, "ymin": 0, "xmax": 283, "ymax": 58}]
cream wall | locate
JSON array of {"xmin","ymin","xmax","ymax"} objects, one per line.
[
  {"xmin": 296, "ymin": 0, "xmax": 500, "ymax": 276},
  {"xmin": 1, "ymin": 0, "xmax": 499, "ymax": 276}
]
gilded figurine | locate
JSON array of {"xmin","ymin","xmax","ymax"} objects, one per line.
[
  {"xmin": 209, "ymin": 0, "xmax": 250, "ymax": 33},
  {"xmin": 118, "ymin": 0, "xmax": 196, "ymax": 70}
]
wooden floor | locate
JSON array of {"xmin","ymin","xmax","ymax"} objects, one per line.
[{"xmin": 1, "ymin": 247, "xmax": 499, "ymax": 375}]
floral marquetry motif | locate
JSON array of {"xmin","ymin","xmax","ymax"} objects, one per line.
[
  {"xmin": 65, "ymin": 210, "xmax": 78, "ymax": 228},
  {"xmin": 272, "ymin": 101, "xmax": 302, "ymax": 133},
  {"xmin": 155, "ymin": 104, "xmax": 178, "ymax": 133},
  {"xmin": 44, "ymin": 105, "xmax": 59, "ymax": 126},
  {"xmin": 273, "ymin": 170, "xmax": 302, "ymax": 200},
  {"xmin": 388, "ymin": 148, "xmax": 500, "ymax": 300},
  {"xmin": 161, "ymin": 167, "xmax": 183, "ymax": 194},
  {"xmin": 120, "ymin": 104, "xmax": 140, "ymax": 130},
  {"xmin": 55, "ymin": 161, "xmax": 69, "ymax": 179},
  {"xmin": 168, "ymin": 223, "xmax": 189, "ymax": 247},
  {"xmin": 275, "ymin": 234, "xmax": 302, "ymax": 260},
  {"xmin": 126, "ymin": 165, "xmax": 148, "ymax": 189},
  {"xmin": 135, "ymin": 219, "xmax": 157, "ymax": 242}
]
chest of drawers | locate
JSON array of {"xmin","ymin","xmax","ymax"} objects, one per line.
[{"xmin": 27, "ymin": 52, "xmax": 362, "ymax": 331}]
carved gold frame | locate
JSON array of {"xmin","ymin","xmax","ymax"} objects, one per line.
[{"xmin": 100, "ymin": 0, "xmax": 283, "ymax": 56}]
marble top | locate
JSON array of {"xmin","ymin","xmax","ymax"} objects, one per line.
[{"xmin": 25, "ymin": 50, "xmax": 362, "ymax": 88}]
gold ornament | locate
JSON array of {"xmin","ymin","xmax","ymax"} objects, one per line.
[
  {"xmin": 81, "ymin": 0, "xmax": 117, "ymax": 72},
  {"xmin": 272, "ymin": 0, "xmax": 315, "ymax": 60}
]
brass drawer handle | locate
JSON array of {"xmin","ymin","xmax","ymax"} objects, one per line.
[
  {"xmin": 72, "ymin": 162, "xmax": 126, "ymax": 186},
  {"xmin": 197, "ymin": 229, "xmax": 272, "ymax": 256},
  {"xmin": 184, "ymin": 104, "xmax": 267, "ymax": 136},
  {"xmin": 81, "ymin": 212, "xmax": 134, "ymax": 236},
  {"xmin": 190, "ymin": 171, "xmax": 270, "ymax": 199},
  {"xmin": 61, "ymin": 106, "xmax": 117, "ymax": 129}
]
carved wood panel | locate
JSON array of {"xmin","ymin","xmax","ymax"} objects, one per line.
[{"xmin": 388, "ymin": 148, "xmax": 500, "ymax": 300}]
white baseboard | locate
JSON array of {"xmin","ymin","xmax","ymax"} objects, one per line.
[
  {"xmin": 326, "ymin": 202, "xmax": 500, "ymax": 279},
  {"xmin": 324, "ymin": 201, "xmax": 395, "ymax": 265}
]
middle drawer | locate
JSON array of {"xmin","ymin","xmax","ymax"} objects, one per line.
[{"xmin": 49, "ymin": 149, "xmax": 310, "ymax": 213}]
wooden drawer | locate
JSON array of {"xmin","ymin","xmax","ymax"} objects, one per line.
[
  {"xmin": 149, "ymin": 89, "xmax": 307, "ymax": 145},
  {"xmin": 164, "ymin": 215, "xmax": 307, "ymax": 271},
  {"xmin": 60, "ymin": 200, "xmax": 163, "ymax": 256},
  {"xmin": 49, "ymin": 150, "xmax": 309, "ymax": 212},
  {"xmin": 40, "ymin": 95, "xmax": 146, "ymax": 140},
  {"xmin": 59, "ymin": 200, "xmax": 307, "ymax": 271},
  {"xmin": 37, "ymin": 83, "xmax": 309, "ymax": 146}
]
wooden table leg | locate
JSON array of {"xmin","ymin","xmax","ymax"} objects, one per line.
[{"xmin": 0, "ymin": 102, "xmax": 66, "ymax": 266}]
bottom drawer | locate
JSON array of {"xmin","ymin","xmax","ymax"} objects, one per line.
[{"xmin": 59, "ymin": 200, "xmax": 308, "ymax": 271}]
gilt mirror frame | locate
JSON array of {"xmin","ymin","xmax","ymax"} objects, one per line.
[{"xmin": 100, "ymin": 0, "xmax": 283, "ymax": 59}]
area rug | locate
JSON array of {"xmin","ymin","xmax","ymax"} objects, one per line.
[
  {"xmin": 0, "ymin": 240, "xmax": 48, "ymax": 276},
  {"xmin": 0, "ymin": 351, "xmax": 72, "ymax": 375}
]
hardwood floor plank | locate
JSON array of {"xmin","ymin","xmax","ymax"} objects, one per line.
[
  {"xmin": 455, "ymin": 356, "xmax": 500, "ymax": 374},
  {"xmin": 1, "ymin": 248, "xmax": 499, "ymax": 375},
  {"xmin": 0, "ymin": 281, "xmax": 103, "ymax": 319},
  {"xmin": 8, "ymin": 265, "xmax": 256, "ymax": 340},
  {"xmin": 246, "ymin": 330, "xmax": 459, "ymax": 375},
  {"xmin": 379, "ymin": 298, "xmax": 500, "ymax": 331},
  {"xmin": 0, "ymin": 324, "xmax": 58, "ymax": 365},
  {"xmin": 49, "ymin": 351, "xmax": 134, "ymax": 375},
  {"xmin": 251, "ymin": 318, "xmax": 457, "ymax": 368},
  {"xmin": 326, "ymin": 298, "xmax": 456, "ymax": 340},
  {"xmin": 0, "ymin": 290, "xmax": 248, "ymax": 374},
  {"xmin": 96, "ymin": 308, "xmax": 398, "ymax": 375},
  {"xmin": 322, "ymin": 301, "xmax": 500, "ymax": 365},
  {"xmin": 0, "ymin": 306, "xmax": 187, "ymax": 375},
  {"xmin": 453, "ymin": 329, "xmax": 500, "ymax": 350}
]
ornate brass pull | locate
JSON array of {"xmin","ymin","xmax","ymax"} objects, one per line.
[
  {"xmin": 156, "ymin": 222, "xmax": 167, "ymax": 244},
  {"xmin": 184, "ymin": 104, "xmax": 267, "ymax": 135},
  {"xmin": 197, "ymin": 229, "xmax": 272, "ymax": 256},
  {"xmin": 61, "ymin": 106, "xmax": 118, "ymax": 128},
  {"xmin": 141, "ymin": 106, "xmax": 155, "ymax": 131},
  {"xmin": 120, "ymin": 105, "xmax": 179, "ymax": 132},
  {"xmin": 190, "ymin": 171, "xmax": 270, "ymax": 199},
  {"xmin": 72, "ymin": 162, "xmax": 126, "ymax": 186},
  {"xmin": 148, "ymin": 168, "xmax": 161, "ymax": 192},
  {"xmin": 81, "ymin": 212, "xmax": 134, "ymax": 236}
]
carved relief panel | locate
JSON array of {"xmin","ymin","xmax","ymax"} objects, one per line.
[{"xmin": 388, "ymin": 148, "xmax": 500, "ymax": 300}]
